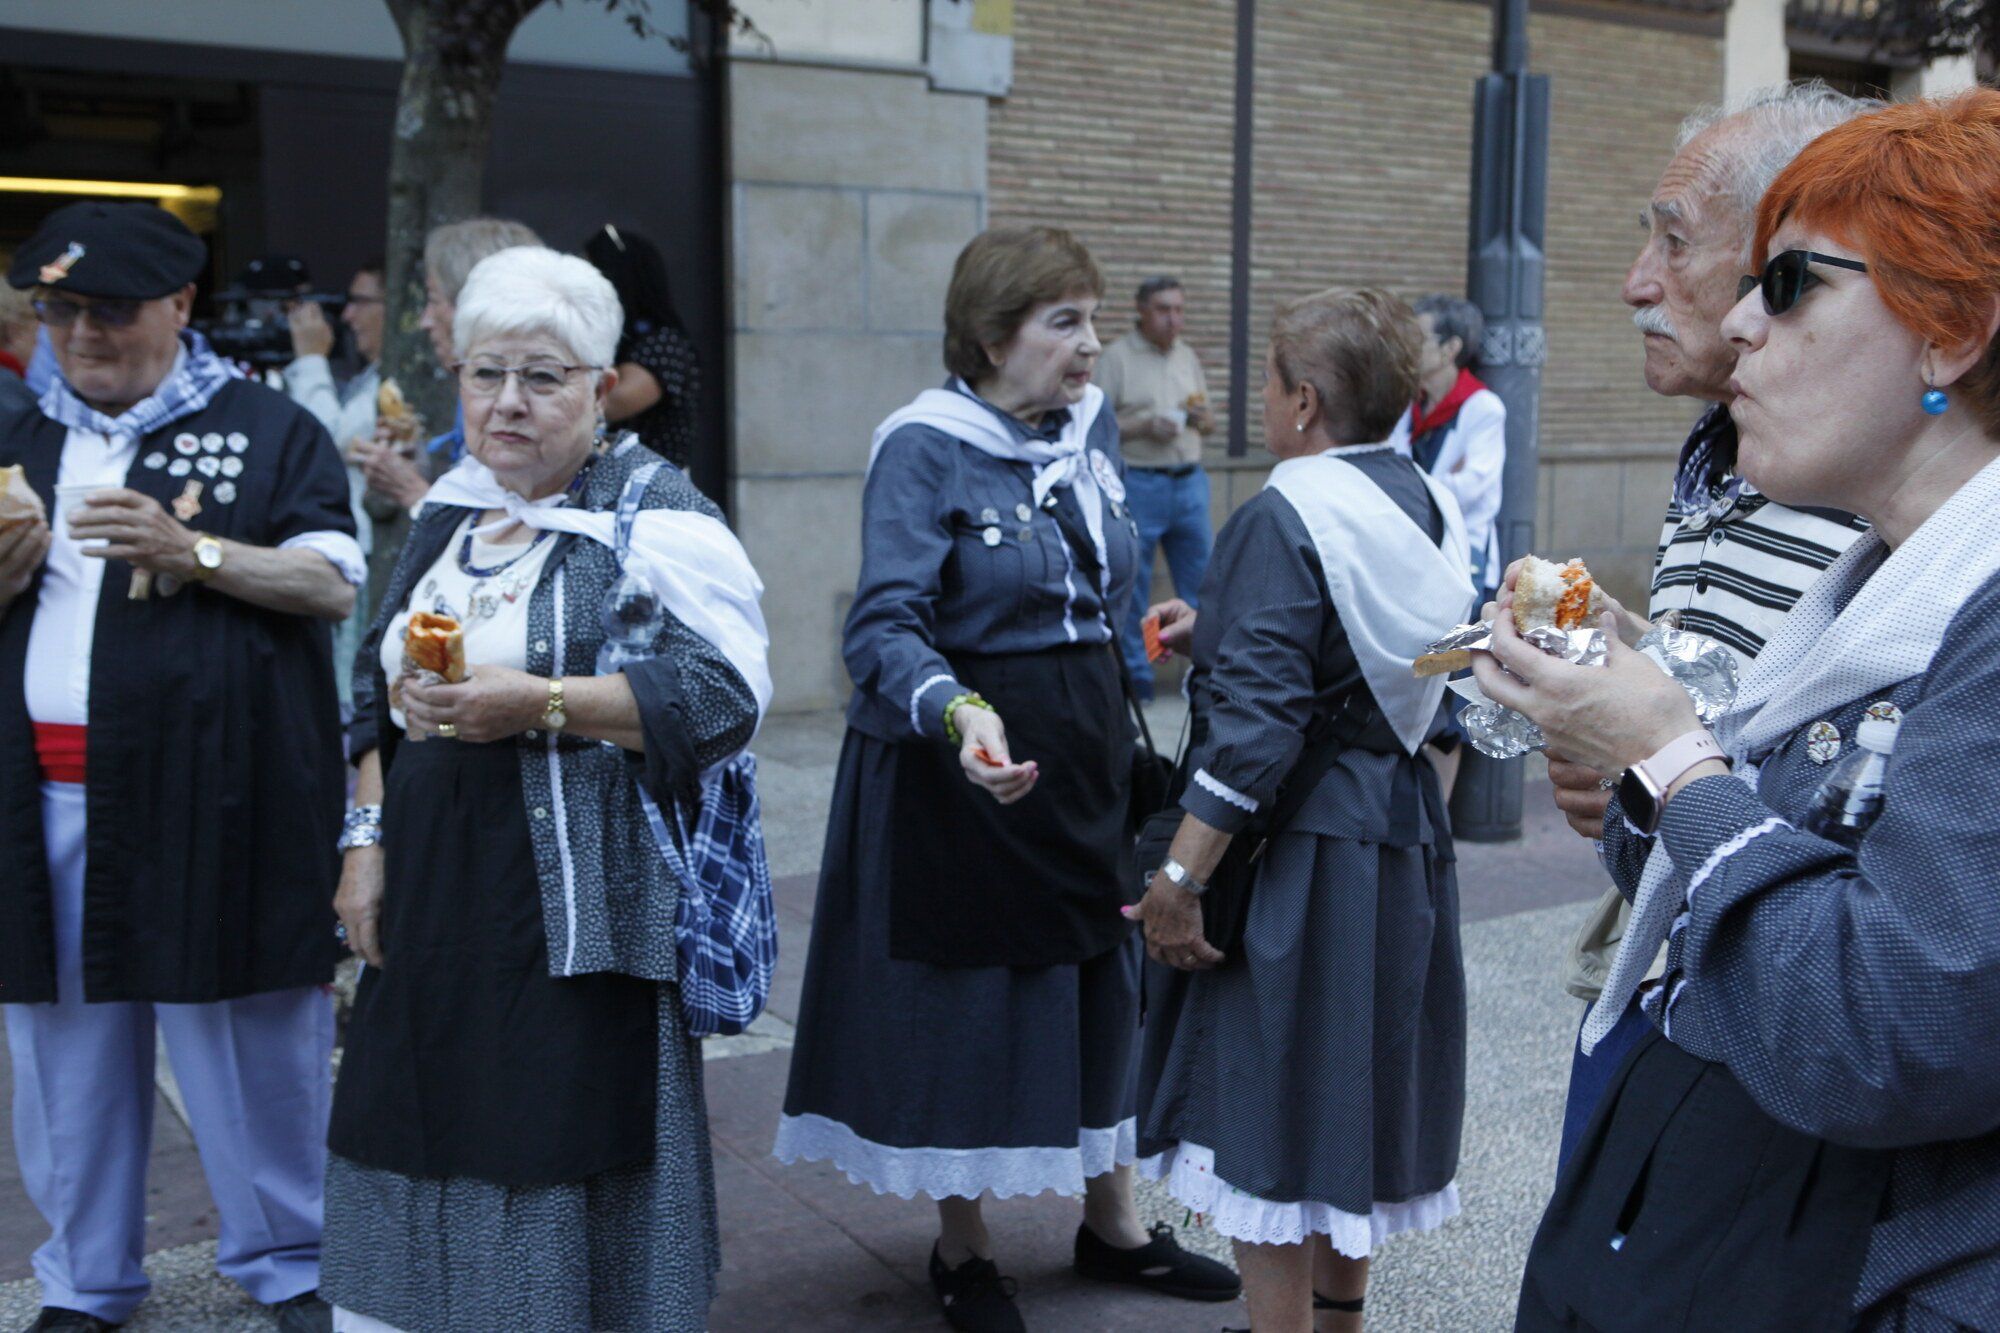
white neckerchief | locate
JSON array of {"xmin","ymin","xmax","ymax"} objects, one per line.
[
  {"xmin": 869, "ymin": 380, "xmax": 1111, "ymax": 641},
  {"xmin": 423, "ymin": 456, "xmax": 773, "ymax": 722},
  {"xmin": 1583, "ymin": 453, "xmax": 2000, "ymax": 1055},
  {"xmin": 1264, "ymin": 442, "xmax": 1474, "ymax": 754}
]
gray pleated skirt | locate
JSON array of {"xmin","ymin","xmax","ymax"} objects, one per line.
[
  {"xmin": 320, "ymin": 985, "xmax": 720, "ymax": 1333},
  {"xmin": 1137, "ymin": 827, "xmax": 1467, "ymax": 1254}
]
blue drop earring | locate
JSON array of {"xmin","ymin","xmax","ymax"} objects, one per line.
[{"xmin": 1922, "ymin": 385, "xmax": 1950, "ymax": 416}]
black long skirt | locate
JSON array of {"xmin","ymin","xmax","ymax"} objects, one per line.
[
  {"xmin": 888, "ymin": 643, "xmax": 1137, "ymax": 968},
  {"xmin": 775, "ymin": 714, "xmax": 1143, "ymax": 1200},
  {"xmin": 328, "ymin": 736, "xmax": 658, "ymax": 1187},
  {"xmin": 1516, "ymin": 1029, "xmax": 1892, "ymax": 1333}
]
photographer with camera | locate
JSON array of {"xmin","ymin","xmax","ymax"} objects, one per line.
[{"xmin": 281, "ymin": 259, "xmax": 385, "ymax": 703}]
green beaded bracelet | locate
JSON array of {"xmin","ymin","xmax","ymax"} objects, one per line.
[{"xmin": 942, "ymin": 691, "xmax": 993, "ymax": 746}]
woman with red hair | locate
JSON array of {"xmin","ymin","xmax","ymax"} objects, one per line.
[{"xmin": 1481, "ymin": 90, "xmax": 2000, "ymax": 1331}]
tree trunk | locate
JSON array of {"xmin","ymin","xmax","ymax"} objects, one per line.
[{"xmin": 379, "ymin": 0, "xmax": 543, "ymax": 440}]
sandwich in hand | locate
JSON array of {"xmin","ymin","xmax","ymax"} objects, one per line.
[
  {"xmin": 1511, "ymin": 555, "xmax": 1604, "ymax": 634},
  {"xmin": 0, "ymin": 464, "xmax": 45, "ymax": 530},
  {"xmin": 395, "ymin": 612, "xmax": 466, "ymax": 741},
  {"xmin": 1412, "ymin": 554, "xmax": 1605, "ymax": 677},
  {"xmin": 376, "ymin": 377, "xmax": 426, "ymax": 449},
  {"xmin": 402, "ymin": 611, "xmax": 466, "ymax": 683}
]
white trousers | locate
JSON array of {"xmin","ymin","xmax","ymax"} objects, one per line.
[{"xmin": 4, "ymin": 780, "xmax": 333, "ymax": 1322}]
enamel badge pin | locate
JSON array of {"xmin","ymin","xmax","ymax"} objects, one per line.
[{"xmin": 38, "ymin": 242, "xmax": 85, "ymax": 286}]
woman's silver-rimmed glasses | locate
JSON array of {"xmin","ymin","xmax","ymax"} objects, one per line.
[{"xmin": 454, "ymin": 361, "xmax": 602, "ymax": 397}]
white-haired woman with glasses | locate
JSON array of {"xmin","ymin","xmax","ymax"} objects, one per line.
[{"xmin": 319, "ymin": 245, "xmax": 771, "ymax": 1333}]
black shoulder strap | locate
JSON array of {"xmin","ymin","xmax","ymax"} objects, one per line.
[{"xmin": 1255, "ymin": 688, "xmax": 1374, "ymax": 846}]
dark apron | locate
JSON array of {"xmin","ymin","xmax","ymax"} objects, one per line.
[
  {"xmin": 1516, "ymin": 1028, "xmax": 1892, "ymax": 1332},
  {"xmin": 328, "ymin": 737, "xmax": 658, "ymax": 1186},
  {"xmin": 887, "ymin": 643, "xmax": 1137, "ymax": 969}
]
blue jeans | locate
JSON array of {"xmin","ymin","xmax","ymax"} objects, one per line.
[
  {"xmin": 1557, "ymin": 996, "xmax": 1653, "ymax": 1172},
  {"xmin": 1121, "ymin": 465, "xmax": 1213, "ymax": 696}
]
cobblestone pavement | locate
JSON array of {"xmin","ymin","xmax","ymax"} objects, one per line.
[{"xmin": 2, "ymin": 704, "xmax": 1602, "ymax": 1331}]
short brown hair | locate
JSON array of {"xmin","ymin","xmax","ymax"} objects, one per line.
[
  {"xmin": 943, "ymin": 226, "xmax": 1104, "ymax": 384},
  {"xmin": 1270, "ymin": 287, "xmax": 1422, "ymax": 444}
]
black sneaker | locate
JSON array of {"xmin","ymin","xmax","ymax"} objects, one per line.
[
  {"xmin": 23, "ymin": 1311, "xmax": 120, "ymax": 1333},
  {"xmin": 929, "ymin": 1243, "xmax": 1026, "ymax": 1333},
  {"xmin": 269, "ymin": 1291, "xmax": 332, "ymax": 1333},
  {"xmin": 1073, "ymin": 1220, "xmax": 1243, "ymax": 1302}
]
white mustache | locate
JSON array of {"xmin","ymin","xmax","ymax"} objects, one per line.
[{"xmin": 1632, "ymin": 305, "xmax": 1677, "ymax": 340}]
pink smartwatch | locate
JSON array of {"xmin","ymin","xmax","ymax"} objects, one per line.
[{"xmin": 1617, "ymin": 730, "xmax": 1726, "ymax": 835}]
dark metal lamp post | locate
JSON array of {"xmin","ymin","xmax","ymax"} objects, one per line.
[{"xmin": 1450, "ymin": 0, "xmax": 1550, "ymax": 842}]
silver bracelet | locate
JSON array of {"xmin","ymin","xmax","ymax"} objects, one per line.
[{"xmin": 338, "ymin": 804, "xmax": 384, "ymax": 853}]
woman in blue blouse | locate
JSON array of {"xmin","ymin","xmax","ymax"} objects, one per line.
[
  {"xmin": 1485, "ymin": 93, "xmax": 2000, "ymax": 1331},
  {"xmin": 775, "ymin": 226, "xmax": 1237, "ymax": 1331}
]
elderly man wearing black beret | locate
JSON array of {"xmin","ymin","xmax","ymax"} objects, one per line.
[{"xmin": 0, "ymin": 202, "xmax": 359, "ymax": 1333}]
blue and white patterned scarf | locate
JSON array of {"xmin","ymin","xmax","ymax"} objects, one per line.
[
  {"xmin": 37, "ymin": 329, "xmax": 239, "ymax": 439},
  {"xmin": 1671, "ymin": 402, "xmax": 1755, "ymax": 520}
]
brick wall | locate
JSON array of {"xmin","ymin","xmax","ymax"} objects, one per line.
[{"xmin": 990, "ymin": 0, "xmax": 1723, "ymax": 606}]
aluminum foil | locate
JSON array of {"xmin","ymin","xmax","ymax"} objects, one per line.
[
  {"xmin": 1427, "ymin": 619, "xmax": 1737, "ymax": 759},
  {"xmin": 1632, "ymin": 623, "xmax": 1738, "ymax": 727}
]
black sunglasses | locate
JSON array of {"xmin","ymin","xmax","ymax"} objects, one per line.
[
  {"xmin": 1736, "ymin": 249, "xmax": 1869, "ymax": 316},
  {"xmin": 33, "ymin": 295, "xmax": 145, "ymax": 329}
]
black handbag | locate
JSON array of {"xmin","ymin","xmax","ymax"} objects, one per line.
[
  {"xmin": 1131, "ymin": 691, "xmax": 1373, "ymax": 957},
  {"xmin": 1115, "ymin": 647, "xmax": 1178, "ymax": 835}
]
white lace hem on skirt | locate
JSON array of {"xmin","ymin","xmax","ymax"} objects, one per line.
[
  {"xmin": 1139, "ymin": 1140, "xmax": 1460, "ymax": 1255},
  {"xmin": 773, "ymin": 1111, "xmax": 1136, "ymax": 1200}
]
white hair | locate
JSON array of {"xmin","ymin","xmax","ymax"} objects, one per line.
[
  {"xmin": 1676, "ymin": 80, "xmax": 1882, "ymax": 227},
  {"xmin": 452, "ymin": 245, "xmax": 623, "ymax": 369}
]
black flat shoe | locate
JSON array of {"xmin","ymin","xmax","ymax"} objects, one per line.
[
  {"xmin": 270, "ymin": 1290, "xmax": 332, "ymax": 1333},
  {"xmin": 929, "ymin": 1244, "xmax": 1026, "ymax": 1333},
  {"xmin": 1073, "ymin": 1220, "xmax": 1243, "ymax": 1302},
  {"xmin": 23, "ymin": 1310, "xmax": 120, "ymax": 1333}
]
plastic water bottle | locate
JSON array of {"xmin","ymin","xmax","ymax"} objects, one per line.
[
  {"xmin": 1800, "ymin": 709, "xmax": 1899, "ymax": 849},
  {"xmin": 596, "ymin": 569, "xmax": 665, "ymax": 675}
]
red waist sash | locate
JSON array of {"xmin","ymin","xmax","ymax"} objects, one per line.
[{"xmin": 33, "ymin": 722, "xmax": 85, "ymax": 785}]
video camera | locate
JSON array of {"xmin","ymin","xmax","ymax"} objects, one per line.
[{"xmin": 194, "ymin": 255, "xmax": 347, "ymax": 369}]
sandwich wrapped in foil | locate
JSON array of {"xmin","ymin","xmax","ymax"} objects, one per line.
[{"xmin": 1423, "ymin": 621, "xmax": 1739, "ymax": 759}]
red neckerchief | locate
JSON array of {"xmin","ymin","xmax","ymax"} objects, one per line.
[
  {"xmin": 1409, "ymin": 367, "xmax": 1486, "ymax": 438},
  {"xmin": 0, "ymin": 350, "xmax": 24, "ymax": 378}
]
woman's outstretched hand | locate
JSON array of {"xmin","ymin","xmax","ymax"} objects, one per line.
[
  {"xmin": 955, "ymin": 704, "xmax": 1039, "ymax": 804},
  {"xmin": 1149, "ymin": 598, "xmax": 1197, "ymax": 656}
]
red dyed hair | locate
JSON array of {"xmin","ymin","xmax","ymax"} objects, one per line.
[{"xmin": 1754, "ymin": 89, "xmax": 2000, "ymax": 434}]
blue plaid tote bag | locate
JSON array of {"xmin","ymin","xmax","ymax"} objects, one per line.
[{"xmin": 611, "ymin": 461, "xmax": 779, "ymax": 1037}]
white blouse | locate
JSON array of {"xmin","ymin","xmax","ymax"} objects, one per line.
[{"xmin": 381, "ymin": 513, "xmax": 559, "ymax": 730}]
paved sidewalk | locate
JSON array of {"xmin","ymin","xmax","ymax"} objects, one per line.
[{"xmin": 1, "ymin": 705, "xmax": 1606, "ymax": 1330}]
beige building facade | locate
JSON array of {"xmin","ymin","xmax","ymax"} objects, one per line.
[{"xmin": 725, "ymin": 0, "xmax": 1981, "ymax": 711}]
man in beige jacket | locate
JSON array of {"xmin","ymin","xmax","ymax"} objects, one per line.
[{"xmin": 1095, "ymin": 275, "xmax": 1214, "ymax": 700}]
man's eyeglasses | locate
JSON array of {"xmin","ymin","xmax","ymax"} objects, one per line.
[
  {"xmin": 1737, "ymin": 249, "xmax": 1869, "ymax": 316},
  {"xmin": 33, "ymin": 296, "xmax": 144, "ymax": 329},
  {"xmin": 454, "ymin": 361, "xmax": 600, "ymax": 397}
]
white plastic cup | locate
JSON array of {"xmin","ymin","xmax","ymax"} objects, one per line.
[{"xmin": 55, "ymin": 484, "xmax": 113, "ymax": 546}]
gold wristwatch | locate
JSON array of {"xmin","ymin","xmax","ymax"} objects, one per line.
[
  {"xmin": 543, "ymin": 677, "xmax": 568, "ymax": 731},
  {"xmin": 188, "ymin": 534, "xmax": 225, "ymax": 582}
]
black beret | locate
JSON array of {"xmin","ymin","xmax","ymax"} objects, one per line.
[{"xmin": 6, "ymin": 201, "xmax": 207, "ymax": 300}]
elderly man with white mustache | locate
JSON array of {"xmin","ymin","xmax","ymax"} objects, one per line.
[{"xmin": 1548, "ymin": 81, "xmax": 1878, "ymax": 1168}]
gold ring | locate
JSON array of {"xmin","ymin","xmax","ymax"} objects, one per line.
[{"xmin": 437, "ymin": 723, "xmax": 459, "ymax": 739}]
